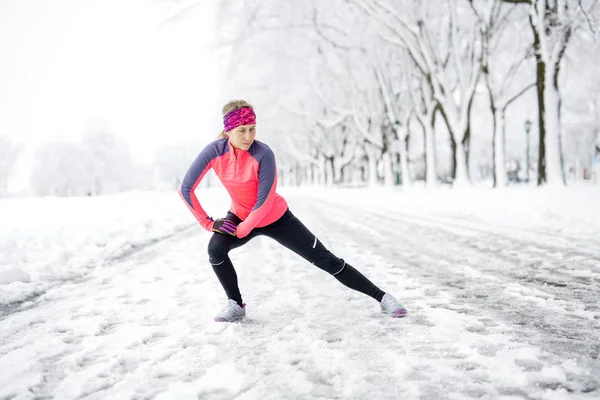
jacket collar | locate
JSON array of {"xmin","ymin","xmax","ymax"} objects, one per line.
[{"xmin": 227, "ymin": 138, "xmax": 249, "ymax": 160}]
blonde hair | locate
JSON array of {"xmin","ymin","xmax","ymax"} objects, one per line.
[{"xmin": 218, "ymin": 99, "xmax": 254, "ymax": 138}]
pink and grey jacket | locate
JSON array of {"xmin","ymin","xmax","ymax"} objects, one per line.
[{"xmin": 179, "ymin": 138, "xmax": 288, "ymax": 238}]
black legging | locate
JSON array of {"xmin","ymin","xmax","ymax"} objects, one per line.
[{"xmin": 207, "ymin": 208, "xmax": 385, "ymax": 306}]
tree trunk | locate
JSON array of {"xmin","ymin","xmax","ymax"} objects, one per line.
[
  {"xmin": 324, "ymin": 157, "xmax": 334, "ymax": 186},
  {"xmin": 493, "ymin": 108, "xmax": 508, "ymax": 187},
  {"xmin": 463, "ymin": 126, "xmax": 472, "ymax": 181},
  {"xmin": 544, "ymin": 67, "xmax": 566, "ymax": 185},
  {"xmin": 365, "ymin": 147, "xmax": 379, "ymax": 187},
  {"xmin": 454, "ymin": 141, "xmax": 470, "ymax": 186},
  {"xmin": 382, "ymin": 151, "xmax": 395, "ymax": 187},
  {"xmin": 399, "ymin": 136, "xmax": 412, "ymax": 187},
  {"xmin": 295, "ymin": 162, "xmax": 301, "ymax": 186},
  {"xmin": 531, "ymin": 16, "xmax": 547, "ymax": 185},
  {"xmin": 335, "ymin": 161, "xmax": 346, "ymax": 185},
  {"xmin": 279, "ymin": 168, "xmax": 285, "ymax": 186},
  {"xmin": 424, "ymin": 123, "xmax": 438, "ymax": 187}
]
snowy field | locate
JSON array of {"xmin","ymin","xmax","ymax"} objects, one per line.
[{"xmin": 1, "ymin": 185, "xmax": 599, "ymax": 399}]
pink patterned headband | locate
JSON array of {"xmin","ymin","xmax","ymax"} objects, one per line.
[{"xmin": 223, "ymin": 107, "xmax": 256, "ymax": 132}]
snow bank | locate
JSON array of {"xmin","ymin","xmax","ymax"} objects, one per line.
[{"xmin": 0, "ymin": 188, "xmax": 230, "ymax": 305}]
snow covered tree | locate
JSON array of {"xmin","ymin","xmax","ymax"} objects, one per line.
[
  {"xmin": 470, "ymin": 1, "xmax": 536, "ymax": 187},
  {"xmin": 406, "ymin": 64, "xmax": 440, "ymax": 187},
  {"xmin": 31, "ymin": 141, "xmax": 92, "ymax": 197},
  {"xmin": 31, "ymin": 121, "xmax": 136, "ymax": 197},
  {"xmin": 282, "ymin": 110, "xmax": 355, "ymax": 187},
  {"xmin": 503, "ymin": 0, "xmax": 599, "ymax": 185},
  {"xmin": 153, "ymin": 143, "xmax": 208, "ymax": 190},
  {"xmin": 350, "ymin": 0, "xmax": 484, "ymax": 186},
  {"xmin": 81, "ymin": 120, "xmax": 135, "ymax": 195},
  {"xmin": 560, "ymin": 28, "xmax": 600, "ymax": 181},
  {"xmin": 311, "ymin": 2, "xmax": 412, "ymax": 187},
  {"xmin": 372, "ymin": 48, "xmax": 414, "ymax": 187}
]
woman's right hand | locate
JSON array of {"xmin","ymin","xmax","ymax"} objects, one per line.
[{"xmin": 211, "ymin": 218, "xmax": 238, "ymax": 236}]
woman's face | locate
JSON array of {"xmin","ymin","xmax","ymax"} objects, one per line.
[{"xmin": 227, "ymin": 124, "xmax": 256, "ymax": 150}]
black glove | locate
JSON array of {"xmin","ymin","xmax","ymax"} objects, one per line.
[{"xmin": 212, "ymin": 218, "xmax": 237, "ymax": 236}]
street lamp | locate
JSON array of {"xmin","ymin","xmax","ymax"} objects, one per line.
[{"xmin": 525, "ymin": 119, "xmax": 532, "ymax": 182}]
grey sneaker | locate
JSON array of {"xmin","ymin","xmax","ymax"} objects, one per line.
[
  {"xmin": 214, "ymin": 299, "xmax": 246, "ymax": 322},
  {"xmin": 380, "ymin": 293, "xmax": 407, "ymax": 317}
]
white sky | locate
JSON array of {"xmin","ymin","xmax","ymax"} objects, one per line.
[{"xmin": 0, "ymin": 0, "xmax": 224, "ymax": 163}]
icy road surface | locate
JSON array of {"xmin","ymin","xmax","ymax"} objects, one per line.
[{"xmin": 1, "ymin": 193, "xmax": 599, "ymax": 399}]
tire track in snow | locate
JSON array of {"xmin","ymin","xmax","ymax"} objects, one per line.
[
  {"xmin": 295, "ymin": 196, "xmax": 600, "ymax": 395},
  {"xmin": 0, "ymin": 224, "xmax": 196, "ymax": 321}
]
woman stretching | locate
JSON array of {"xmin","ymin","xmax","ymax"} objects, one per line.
[{"xmin": 179, "ymin": 100, "xmax": 407, "ymax": 322}]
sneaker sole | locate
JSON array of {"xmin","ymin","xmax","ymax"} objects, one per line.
[
  {"xmin": 381, "ymin": 309, "xmax": 407, "ymax": 318},
  {"xmin": 214, "ymin": 316, "xmax": 245, "ymax": 323}
]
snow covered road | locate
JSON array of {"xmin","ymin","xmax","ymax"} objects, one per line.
[
  {"xmin": 1, "ymin": 191, "xmax": 599, "ymax": 399},
  {"xmin": 296, "ymin": 196, "xmax": 600, "ymax": 397}
]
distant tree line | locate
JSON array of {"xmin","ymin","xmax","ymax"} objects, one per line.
[{"xmin": 0, "ymin": 120, "xmax": 211, "ymax": 197}]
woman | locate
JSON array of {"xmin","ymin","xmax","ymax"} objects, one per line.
[{"xmin": 179, "ymin": 100, "xmax": 406, "ymax": 322}]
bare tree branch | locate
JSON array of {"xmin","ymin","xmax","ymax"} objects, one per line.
[
  {"xmin": 312, "ymin": 7, "xmax": 355, "ymax": 51},
  {"xmin": 502, "ymin": 82, "xmax": 537, "ymax": 110},
  {"xmin": 578, "ymin": 0, "xmax": 599, "ymax": 34}
]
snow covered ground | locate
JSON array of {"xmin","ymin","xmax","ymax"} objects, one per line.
[{"xmin": 1, "ymin": 185, "xmax": 599, "ymax": 399}]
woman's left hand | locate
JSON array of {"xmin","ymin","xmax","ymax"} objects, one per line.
[{"xmin": 212, "ymin": 218, "xmax": 237, "ymax": 236}]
